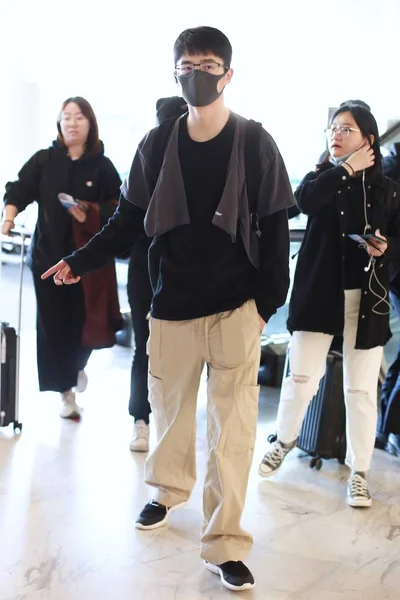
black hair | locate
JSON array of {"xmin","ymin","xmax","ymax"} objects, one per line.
[
  {"xmin": 57, "ymin": 96, "xmax": 101, "ymax": 156},
  {"xmin": 318, "ymin": 102, "xmax": 382, "ymax": 181},
  {"xmin": 340, "ymin": 99, "xmax": 371, "ymax": 111},
  {"xmin": 173, "ymin": 26, "xmax": 232, "ymax": 68}
]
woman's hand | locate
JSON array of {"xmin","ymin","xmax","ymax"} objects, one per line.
[
  {"xmin": 346, "ymin": 144, "xmax": 375, "ymax": 173},
  {"xmin": 68, "ymin": 205, "xmax": 87, "ymax": 223},
  {"xmin": 1, "ymin": 206, "xmax": 18, "ymax": 235},
  {"xmin": 41, "ymin": 260, "xmax": 81, "ymax": 285},
  {"xmin": 1, "ymin": 219, "xmax": 14, "ymax": 236},
  {"xmin": 367, "ymin": 229, "xmax": 387, "ymax": 257}
]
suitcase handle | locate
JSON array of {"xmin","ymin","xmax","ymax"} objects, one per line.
[{"xmin": 0, "ymin": 226, "xmax": 30, "ymax": 426}]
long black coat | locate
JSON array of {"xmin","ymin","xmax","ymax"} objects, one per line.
[
  {"xmin": 3, "ymin": 140, "xmax": 121, "ymax": 272},
  {"xmin": 287, "ymin": 163, "xmax": 400, "ymax": 349}
]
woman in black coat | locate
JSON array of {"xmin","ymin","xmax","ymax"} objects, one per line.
[
  {"xmin": 2, "ymin": 97, "xmax": 122, "ymax": 419},
  {"xmin": 258, "ymin": 103, "xmax": 400, "ymax": 507}
]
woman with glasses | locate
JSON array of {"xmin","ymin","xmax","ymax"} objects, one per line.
[{"xmin": 259, "ymin": 102, "xmax": 400, "ymax": 508}]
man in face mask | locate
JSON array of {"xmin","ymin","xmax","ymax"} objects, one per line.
[{"xmin": 41, "ymin": 26, "xmax": 294, "ymax": 592}]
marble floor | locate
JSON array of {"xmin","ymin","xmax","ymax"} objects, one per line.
[{"xmin": 1, "ymin": 328, "xmax": 400, "ymax": 600}]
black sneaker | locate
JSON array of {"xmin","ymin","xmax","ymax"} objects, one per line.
[
  {"xmin": 386, "ymin": 433, "xmax": 400, "ymax": 457},
  {"xmin": 375, "ymin": 432, "xmax": 388, "ymax": 450},
  {"xmin": 135, "ymin": 500, "xmax": 185, "ymax": 530},
  {"xmin": 205, "ymin": 560, "xmax": 255, "ymax": 591}
]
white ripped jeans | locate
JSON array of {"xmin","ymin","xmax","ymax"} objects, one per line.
[{"xmin": 277, "ymin": 289, "xmax": 383, "ymax": 473}]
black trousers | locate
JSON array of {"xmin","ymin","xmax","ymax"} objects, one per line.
[
  {"xmin": 32, "ymin": 270, "xmax": 92, "ymax": 393},
  {"xmin": 127, "ymin": 258, "xmax": 153, "ymax": 424},
  {"xmin": 378, "ymin": 291, "xmax": 400, "ymax": 435}
]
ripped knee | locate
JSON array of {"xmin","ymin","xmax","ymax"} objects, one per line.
[
  {"xmin": 346, "ymin": 388, "xmax": 368, "ymax": 395},
  {"xmin": 291, "ymin": 373, "xmax": 309, "ymax": 384}
]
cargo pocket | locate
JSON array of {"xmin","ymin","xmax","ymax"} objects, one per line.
[
  {"xmin": 147, "ymin": 318, "xmax": 162, "ymax": 379},
  {"xmin": 148, "ymin": 373, "xmax": 167, "ymax": 441},
  {"xmin": 224, "ymin": 384, "xmax": 260, "ymax": 455},
  {"xmin": 218, "ymin": 301, "xmax": 260, "ymax": 369}
]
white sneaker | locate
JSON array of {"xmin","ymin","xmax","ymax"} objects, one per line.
[
  {"xmin": 258, "ymin": 438, "xmax": 296, "ymax": 477},
  {"xmin": 130, "ymin": 420, "xmax": 149, "ymax": 452},
  {"xmin": 347, "ymin": 472, "xmax": 372, "ymax": 508},
  {"xmin": 60, "ymin": 390, "xmax": 81, "ymax": 419},
  {"xmin": 76, "ymin": 370, "xmax": 88, "ymax": 393}
]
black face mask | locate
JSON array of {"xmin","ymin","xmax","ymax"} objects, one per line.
[{"xmin": 176, "ymin": 70, "xmax": 226, "ymax": 108}]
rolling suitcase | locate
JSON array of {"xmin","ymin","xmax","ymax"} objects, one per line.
[
  {"xmin": 0, "ymin": 228, "xmax": 26, "ymax": 432},
  {"xmin": 296, "ymin": 351, "xmax": 346, "ymax": 470},
  {"xmin": 268, "ymin": 346, "xmax": 346, "ymax": 470}
]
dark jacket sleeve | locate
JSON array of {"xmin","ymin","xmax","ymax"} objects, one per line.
[
  {"xmin": 253, "ymin": 130, "xmax": 293, "ymax": 322},
  {"xmin": 287, "ymin": 204, "xmax": 300, "ymax": 219},
  {"xmin": 254, "ymin": 209, "xmax": 290, "ymax": 323},
  {"xmin": 65, "ymin": 195, "xmax": 146, "ymax": 276},
  {"xmin": 97, "ymin": 156, "xmax": 122, "ymax": 224},
  {"xmin": 3, "ymin": 150, "xmax": 47, "ymax": 212},
  {"xmin": 295, "ymin": 165, "xmax": 352, "ymax": 216}
]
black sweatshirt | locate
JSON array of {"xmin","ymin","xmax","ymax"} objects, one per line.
[{"xmin": 66, "ymin": 116, "xmax": 293, "ymax": 323}]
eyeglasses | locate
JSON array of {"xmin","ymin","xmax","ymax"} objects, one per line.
[
  {"xmin": 325, "ymin": 126, "xmax": 361, "ymax": 139},
  {"xmin": 174, "ymin": 61, "xmax": 228, "ymax": 77}
]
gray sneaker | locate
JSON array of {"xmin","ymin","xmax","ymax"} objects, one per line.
[
  {"xmin": 347, "ymin": 472, "xmax": 372, "ymax": 508},
  {"xmin": 258, "ymin": 439, "xmax": 296, "ymax": 478}
]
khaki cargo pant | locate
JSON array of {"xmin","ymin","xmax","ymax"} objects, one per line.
[{"xmin": 145, "ymin": 299, "xmax": 261, "ymax": 565}]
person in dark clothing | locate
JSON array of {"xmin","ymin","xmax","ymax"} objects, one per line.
[
  {"xmin": 259, "ymin": 103, "xmax": 400, "ymax": 507},
  {"xmin": 127, "ymin": 237, "xmax": 152, "ymax": 451},
  {"xmin": 155, "ymin": 96, "xmax": 187, "ymax": 124},
  {"xmin": 383, "ymin": 142, "xmax": 400, "ymax": 182},
  {"xmin": 128, "ymin": 97, "xmax": 188, "ymax": 453},
  {"xmin": 376, "ymin": 140, "xmax": 400, "ymax": 455},
  {"xmin": 42, "ymin": 27, "xmax": 294, "ymax": 591},
  {"xmin": 2, "ymin": 97, "xmax": 122, "ymax": 419}
]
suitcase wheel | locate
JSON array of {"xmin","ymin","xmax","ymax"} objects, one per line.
[
  {"xmin": 13, "ymin": 422, "xmax": 23, "ymax": 433},
  {"xmin": 267, "ymin": 433, "xmax": 278, "ymax": 444},
  {"xmin": 309, "ymin": 457, "xmax": 323, "ymax": 470}
]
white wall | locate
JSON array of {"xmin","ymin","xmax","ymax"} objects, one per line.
[{"xmin": 1, "ymin": 0, "xmax": 399, "ymax": 187}]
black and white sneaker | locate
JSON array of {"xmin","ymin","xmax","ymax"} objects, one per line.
[
  {"xmin": 135, "ymin": 500, "xmax": 185, "ymax": 530},
  {"xmin": 258, "ymin": 438, "xmax": 296, "ymax": 478},
  {"xmin": 205, "ymin": 560, "xmax": 255, "ymax": 591},
  {"xmin": 347, "ymin": 473, "xmax": 372, "ymax": 508}
]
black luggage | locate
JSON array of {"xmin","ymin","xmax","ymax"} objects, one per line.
[
  {"xmin": 268, "ymin": 347, "xmax": 346, "ymax": 471},
  {"xmin": 0, "ymin": 228, "xmax": 27, "ymax": 432},
  {"xmin": 297, "ymin": 351, "xmax": 346, "ymax": 470}
]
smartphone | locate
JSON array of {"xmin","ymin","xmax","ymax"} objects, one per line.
[
  {"xmin": 348, "ymin": 233, "xmax": 386, "ymax": 251},
  {"xmin": 58, "ymin": 193, "xmax": 87, "ymax": 212},
  {"xmin": 58, "ymin": 193, "xmax": 79, "ymax": 209}
]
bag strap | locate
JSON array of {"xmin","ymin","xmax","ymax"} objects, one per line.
[
  {"xmin": 244, "ymin": 119, "xmax": 263, "ymax": 236},
  {"xmin": 150, "ymin": 117, "xmax": 181, "ymax": 193}
]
